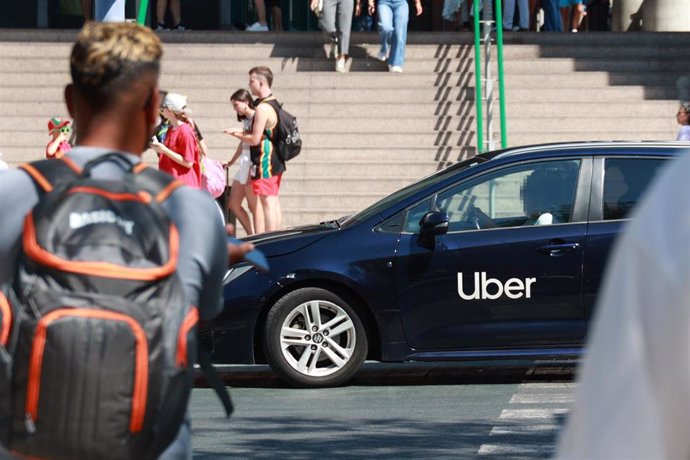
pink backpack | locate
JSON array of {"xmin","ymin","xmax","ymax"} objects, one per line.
[{"xmin": 201, "ymin": 157, "xmax": 226, "ymax": 198}]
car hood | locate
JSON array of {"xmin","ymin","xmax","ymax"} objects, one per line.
[{"xmin": 242, "ymin": 223, "xmax": 338, "ymax": 257}]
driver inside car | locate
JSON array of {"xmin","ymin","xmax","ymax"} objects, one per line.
[
  {"xmin": 520, "ymin": 169, "xmax": 563, "ymax": 225},
  {"xmin": 468, "ymin": 168, "xmax": 565, "ymax": 228}
]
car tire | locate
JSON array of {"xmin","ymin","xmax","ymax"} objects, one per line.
[{"xmin": 264, "ymin": 287, "xmax": 368, "ymax": 388}]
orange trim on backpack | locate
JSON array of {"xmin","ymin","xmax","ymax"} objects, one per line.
[
  {"xmin": 0, "ymin": 293, "xmax": 11, "ymax": 346},
  {"xmin": 26, "ymin": 308, "xmax": 149, "ymax": 433},
  {"xmin": 155, "ymin": 180, "xmax": 184, "ymax": 203},
  {"xmin": 61, "ymin": 156, "xmax": 82, "ymax": 174},
  {"xmin": 176, "ymin": 307, "xmax": 199, "ymax": 367},
  {"xmin": 68, "ymin": 186, "xmax": 153, "ymax": 203},
  {"xmin": 23, "ymin": 213, "xmax": 179, "ymax": 281},
  {"xmin": 133, "ymin": 162, "xmax": 148, "ymax": 174},
  {"xmin": 19, "ymin": 164, "xmax": 53, "ymax": 193}
]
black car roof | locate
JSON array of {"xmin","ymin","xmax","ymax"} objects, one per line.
[
  {"xmin": 493, "ymin": 140, "xmax": 690, "ymax": 159},
  {"xmin": 440, "ymin": 141, "xmax": 688, "ymax": 175}
]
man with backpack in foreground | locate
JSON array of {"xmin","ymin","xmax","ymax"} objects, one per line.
[{"xmin": 0, "ymin": 22, "xmax": 251, "ymax": 459}]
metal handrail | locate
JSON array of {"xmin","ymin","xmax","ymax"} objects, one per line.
[
  {"xmin": 472, "ymin": 0, "xmax": 508, "ymax": 153},
  {"xmin": 473, "ymin": 0, "xmax": 484, "ymax": 153},
  {"xmin": 137, "ymin": 0, "xmax": 149, "ymax": 25},
  {"xmin": 495, "ymin": 0, "xmax": 507, "ymax": 149}
]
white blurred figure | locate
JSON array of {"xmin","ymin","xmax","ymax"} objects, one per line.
[
  {"xmin": 676, "ymin": 101, "xmax": 690, "ymax": 141},
  {"xmin": 556, "ymin": 148, "xmax": 690, "ymax": 459}
]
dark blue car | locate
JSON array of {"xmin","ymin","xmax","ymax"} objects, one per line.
[{"xmin": 211, "ymin": 141, "xmax": 687, "ymax": 387}]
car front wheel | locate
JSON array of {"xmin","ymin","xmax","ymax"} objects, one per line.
[{"xmin": 264, "ymin": 287, "xmax": 368, "ymax": 388}]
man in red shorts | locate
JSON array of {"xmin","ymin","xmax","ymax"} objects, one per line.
[{"xmin": 228, "ymin": 66, "xmax": 284, "ymax": 232}]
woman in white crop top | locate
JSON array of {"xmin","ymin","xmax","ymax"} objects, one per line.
[{"xmin": 223, "ymin": 89, "xmax": 264, "ymax": 235}]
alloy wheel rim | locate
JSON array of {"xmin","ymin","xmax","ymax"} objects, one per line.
[{"xmin": 279, "ymin": 300, "xmax": 356, "ymax": 377}]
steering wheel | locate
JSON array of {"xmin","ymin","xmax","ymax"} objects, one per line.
[{"xmin": 467, "ymin": 206, "xmax": 495, "ymax": 229}]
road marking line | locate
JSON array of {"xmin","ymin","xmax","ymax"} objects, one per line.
[
  {"xmin": 499, "ymin": 408, "xmax": 569, "ymax": 420},
  {"xmin": 489, "ymin": 424, "xmax": 560, "ymax": 435},
  {"xmin": 510, "ymin": 393, "xmax": 575, "ymax": 404},
  {"xmin": 518, "ymin": 382, "xmax": 577, "ymax": 389},
  {"xmin": 478, "ymin": 443, "xmax": 554, "ymax": 456}
]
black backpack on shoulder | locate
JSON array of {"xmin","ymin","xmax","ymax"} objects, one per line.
[
  {"xmin": 0, "ymin": 154, "xmax": 230, "ymax": 460},
  {"xmin": 263, "ymin": 99, "xmax": 302, "ymax": 163}
]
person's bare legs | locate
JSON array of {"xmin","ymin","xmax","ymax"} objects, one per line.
[
  {"xmin": 571, "ymin": 3, "xmax": 585, "ymax": 31},
  {"xmin": 528, "ymin": 0, "xmax": 539, "ymax": 30},
  {"xmin": 254, "ymin": 0, "xmax": 268, "ymax": 25},
  {"xmin": 156, "ymin": 0, "xmax": 168, "ymax": 25},
  {"xmin": 271, "ymin": 4, "xmax": 283, "ymax": 30},
  {"xmin": 274, "ymin": 195, "xmax": 282, "ymax": 230},
  {"xmin": 260, "ymin": 195, "xmax": 281, "ymax": 232},
  {"xmin": 169, "ymin": 0, "xmax": 181, "ymax": 26},
  {"xmin": 229, "ymin": 179, "xmax": 253, "ymax": 235},
  {"xmin": 81, "ymin": 0, "xmax": 92, "ymax": 20},
  {"xmin": 560, "ymin": 7, "xmax": 569, "ymax": 31},
  {"xmin": 245, "ymin": 183, "xmax": 264, "ymax": 234}
]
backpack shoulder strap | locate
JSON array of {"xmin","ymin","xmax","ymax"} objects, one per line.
[
  {"xmin": 132, "ymin": 163, "xmax": 185, "ymax": 203},
  {"xmin": 262, "ymin": 99, "xmax": 282, "ymax": 116},
  {"xmin": 18, "ymin": 158, "xmax": 80, "ymax": 194},
  {"xmin": 198, "ymin": 349, "xmax": 233, "ymax": 418}
]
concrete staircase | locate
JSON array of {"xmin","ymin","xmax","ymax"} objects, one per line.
[{"xmin": 1, "ymin": 30, "xmax": 687, "ymax": 229}]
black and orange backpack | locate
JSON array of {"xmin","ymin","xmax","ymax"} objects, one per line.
[{"xmin": 0, "ymin": 154, "xmax": 219, "ymax": 460}]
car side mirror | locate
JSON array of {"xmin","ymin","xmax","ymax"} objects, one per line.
[{"xmin": 418, "ymin": 210, "xmax": 449, "ymax": 246}]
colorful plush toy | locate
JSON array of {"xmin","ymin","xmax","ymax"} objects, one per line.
[{"xmin": 46, "ymin": 116, "xmax": 72, "ymax": 159}]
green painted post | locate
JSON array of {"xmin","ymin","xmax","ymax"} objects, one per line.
[
  {"xmin": 137, "ymin": 0, "xmax": 149, "ymax": 25},
  {"xmin": 494, "ymin": 0, "xmax": 508, "ymax": 148},
  {"xmin": 473, "ymin": 0, "xmax": 484, "ymax": 154}
]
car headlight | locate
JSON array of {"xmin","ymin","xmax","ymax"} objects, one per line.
[{"xmin": 223, "ymin": 265, "xmax": 253, "ymax": 285}]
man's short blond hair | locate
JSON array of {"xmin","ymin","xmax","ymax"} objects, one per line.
[
  {"xmin": 70, "ymin": 21, "xmax": 163, "ymax": 103},
  {"xmin": 249, "ymin": 66, "xmax": 273, "ymax": 88}
]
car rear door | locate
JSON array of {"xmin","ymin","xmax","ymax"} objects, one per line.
[
  {"xmin": 395, "ymin": 158, "xmax": 591, "ymax": 351},
  {"xmin": 583, "ymin": 155, "xmax": 670, "ymax": 321}
]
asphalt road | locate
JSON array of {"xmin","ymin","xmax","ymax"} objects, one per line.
[{"xmin": 191, "ymin": 362, "xmax": 576, "ymax": 459}]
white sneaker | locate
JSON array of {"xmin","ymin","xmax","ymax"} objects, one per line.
[
  {"xmin": 389, "ymin": 65, "xmax": 403, "ymax": 73},
  {"xmin": 376, "ymin": 51, "xmax": 387, "ymax": 62},
  {"xmin": 335, "ymin": 57, "xmax": 347, "ymax": 73},
  {"xmin": 246, "ymin": 22, "xmax": 269, "ymax": 32}
]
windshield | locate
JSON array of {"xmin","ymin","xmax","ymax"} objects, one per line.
[{"xmin": 341, "ymin": 154, "xmax": 492, "ymax": 228}]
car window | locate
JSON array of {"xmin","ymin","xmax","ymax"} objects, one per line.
[
  {"xmin": 430, "ymin": 159, "xmax": 581, "ymax": 233},
  {"xmin": 603, "ymin": 158, "xmax": 666, "ymax": 220},
  {"xmin": 403, "ymin": 198, "xmax": 433, "ymax": 233}
]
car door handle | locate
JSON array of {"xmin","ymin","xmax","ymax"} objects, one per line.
[{"xmin": 537, "ymin": 243, "xmax": 580, "ymax": 255}]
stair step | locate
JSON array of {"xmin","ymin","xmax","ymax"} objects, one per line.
[
  {"xmin": 279, "ymin": 177, "xmax": 416, "ymax": 193},
  {"xmin": 6, "ymin": 100, "xmax": 679, "ymax": 119},
  {"xmin": 278, "ymin": 193, "xmax": 384, "ymax": 209},
  {"xmin": 5, "ymin": 42, "xmax": 690, "ymax": 60},
  {"xmin": 4, "ymin": 85, "xmax": 682, "ymax": 104},
  {"xmin": 5, "ymin": 55, "xmax": 690, "ymax": 75},
  {"xmin": 229, "ymin": 161, "xmax": 438, "ymax": 178}
]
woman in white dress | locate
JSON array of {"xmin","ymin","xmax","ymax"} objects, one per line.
[{"xmin": 224, "ymin": 89, "xmax": 264, "ymax": 235}]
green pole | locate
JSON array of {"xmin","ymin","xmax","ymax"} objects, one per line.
[
  {"xmin": 473, "ymin": 0, "xmax": 484, "ymax": 154},
  {"xmin": 137, "ymin": 0, "xmax": 149, "ymax": 25},
  {"xmin": 494, "ymin": 0, "xmax": 508, "ymax": 148}
]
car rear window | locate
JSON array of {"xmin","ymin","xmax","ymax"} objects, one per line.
[
  {"xmin": 603, "ymin": 158, "xmax": 667, "ymax": 220},
  {"xmin": 603, "ymin": 158, "xmax": 665, "ymax": 220}
]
